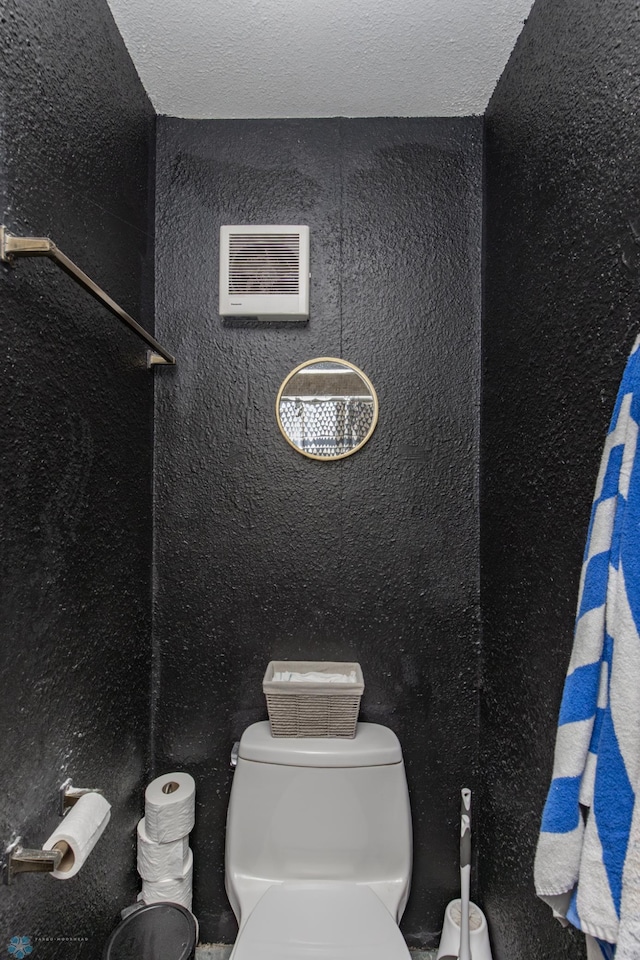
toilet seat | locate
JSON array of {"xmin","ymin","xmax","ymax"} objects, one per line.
[{"xmin": 231, "ymin": 881, "xmax": 411, "ymax": 960}]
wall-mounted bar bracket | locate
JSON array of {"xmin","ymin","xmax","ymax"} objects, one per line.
[
  {"xmin": 2, "ymin": 836, "xmax": 62, "ymax": 885},
  {"xmin": 0, "ymin": 225, "xmax": 175, "ymax": 366},
  {"xmin": 59, "ymin": 777, "xmax": 102, "ymax": 816}
]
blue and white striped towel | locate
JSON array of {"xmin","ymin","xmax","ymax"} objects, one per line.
[{"xmin": 535, "ymin": 335, "xmax": 640, "ymax": 957}]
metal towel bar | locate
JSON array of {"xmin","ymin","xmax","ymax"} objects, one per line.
[{"xmin": 0, "ymin": 225, "xmax": 175, "ymax": 366}]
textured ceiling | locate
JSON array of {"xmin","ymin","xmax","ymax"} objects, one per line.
[{"xmin": 106, "ymin": 0, "xmax": 534, "ymax": 119}]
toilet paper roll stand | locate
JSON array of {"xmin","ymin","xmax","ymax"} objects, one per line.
[{"xmin": 2, "ymin": 778, "xmax": 102, "ymax": 885}]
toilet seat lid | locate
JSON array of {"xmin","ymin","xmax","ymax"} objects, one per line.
[{"xmin": 232, "ymin": 882, "xmax": 410, "ymax": 960}]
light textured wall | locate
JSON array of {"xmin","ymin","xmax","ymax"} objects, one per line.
[{"xmin": 106, "ymin": 0, "xmax": 533, "ymax": 118}]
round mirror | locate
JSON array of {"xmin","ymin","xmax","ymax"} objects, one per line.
[{"xmin": 276, "ymin": 358, "xmax": 379, "ymax": 461}]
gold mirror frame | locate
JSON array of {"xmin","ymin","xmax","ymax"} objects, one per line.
[{"xmin": 275, "ymin": 357, "xmax": 379, "ymax": 461}]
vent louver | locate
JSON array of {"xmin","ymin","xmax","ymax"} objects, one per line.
[
  {"xmin": 228, "ymin": 233, "xmax": 300, "ymax": 296},
  {"xmin": 219, "ymin": 225, "xmax": 309, "ymax": 321}
]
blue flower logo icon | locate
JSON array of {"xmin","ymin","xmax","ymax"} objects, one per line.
[{"xmin": 7, "ymin": 936, "xmax": 32, "ymax": 958}]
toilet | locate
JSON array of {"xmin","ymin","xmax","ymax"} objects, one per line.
[{"xmin": 225, "ymin": 721, "xmax": 412, "ymax": 960}]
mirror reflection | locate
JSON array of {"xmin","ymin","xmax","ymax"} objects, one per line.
[{"xmin": 276, "ymin": 358, "xmax": 378, "ymax": 461}]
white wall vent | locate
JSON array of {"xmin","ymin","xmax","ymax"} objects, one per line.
[{"xmin": 219, "ymin": 225, "xmax": 310, "ymax": 321}]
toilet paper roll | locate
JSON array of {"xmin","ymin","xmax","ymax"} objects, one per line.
[
  {"xmin": 144, "ymin": 772, "xmax": 195, "ymax": 843},
  {"xmin": 138, "ymin": 847, "xmax": 193, "ymax": 911},
  {"xmin": 137, "ymin": 817, "xmax": 189, "ymax": 881},
  {"xmin": 43, "ymin": 793, "xmax": 111, "ymax": 880}
]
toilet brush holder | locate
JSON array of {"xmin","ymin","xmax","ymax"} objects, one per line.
[{"xmin": 436, "ymin": 899, "xmax": 493, "ymax": 960}]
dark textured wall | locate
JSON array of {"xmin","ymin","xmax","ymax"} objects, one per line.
[
  {"xmin": 0, "ymin": 1, "xmax": 155, "ymax": 956},
  {"xmin": 481, "ymin": 2, "xmax": 640, "ymax": 958},
  {"xmin": 154, "ymin": 117, "xmax": 482, "ymax": 946}
]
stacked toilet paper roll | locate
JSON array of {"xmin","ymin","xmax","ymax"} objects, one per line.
[{"xmin": 137, "ymin": 772, "xmax": 195, "ymax": 912}]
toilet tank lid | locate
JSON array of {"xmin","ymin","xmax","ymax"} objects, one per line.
[{"xmin": 238, "ymin": 722, "xmax": 402, "ymax": 767}]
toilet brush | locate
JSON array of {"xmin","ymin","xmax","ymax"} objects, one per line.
[{"xmin": 436, "ymin": 789, "xmax": 493, "ymax": 960}]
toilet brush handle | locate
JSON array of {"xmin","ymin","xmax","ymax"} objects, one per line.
[
  {"xmin": 460, "ymin": 789, "xmax": 471, "ymax": 869},
  {"xmin": 459, "ymin": 789, "xmax": 471, "ymax": 960}
]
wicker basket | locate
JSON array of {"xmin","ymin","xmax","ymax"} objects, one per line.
[{"xmin": 263, "ymin": 661, "xmax": 364, "ymax": 738}]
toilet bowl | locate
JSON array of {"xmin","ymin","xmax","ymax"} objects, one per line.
[
  {"xmin": 231, "ymin": 881, "xmax": 410, "ymax": 960},
  {"xmin": 225, "ymin": 721, "xmax": 413, "ymax": 960}
]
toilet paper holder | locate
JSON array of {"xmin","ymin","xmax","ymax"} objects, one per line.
[
  {"xmin": 2, "ymin": 778, "xmax": 104, "ymax": 884},
  {"xmin": 59, "ymin": 777, "xmax": 103, "ymax": 816},
  {"xmin": 2, "ymin": 836, "xmax": 62, "ymax": 885}
]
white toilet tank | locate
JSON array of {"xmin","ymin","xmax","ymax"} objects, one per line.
[{"xmin": 225, "ymin": 722, "xmax": 412, "ymax": 927}]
